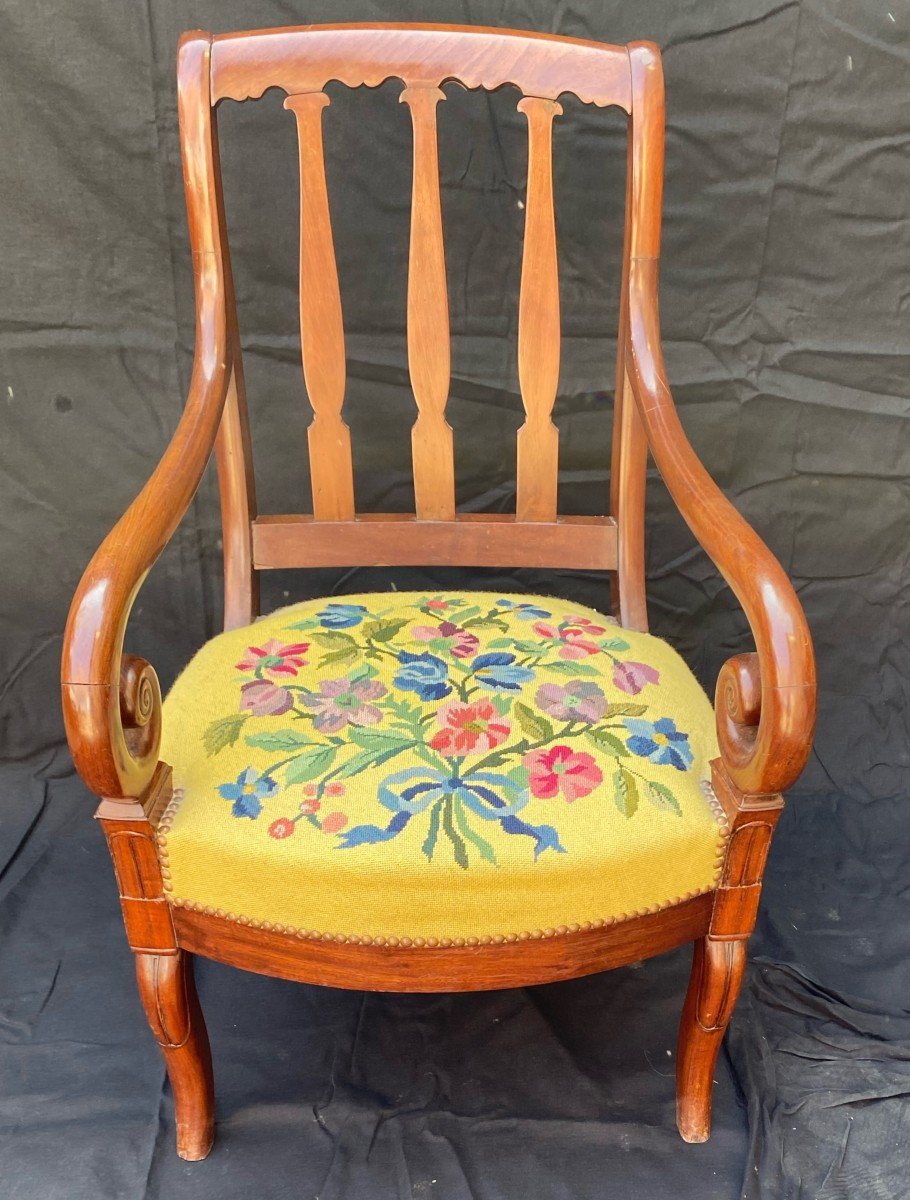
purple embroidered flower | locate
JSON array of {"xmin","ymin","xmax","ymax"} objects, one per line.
[
  {"xmin": 613, "ymin": 660, "xmax": 660, "ymax": 695},
  {"xmin": 301, "ymin": 676, "xmax": 387, "ymax": 732},
  {"xmin": 411, "ymin": 621, "xmax": 481, "ymax": 659},
  {"xmin": 240, "ymin": 679, "xmax": 294, "ymax": 716},
  {"xmin": 535, "ymin": 680, "xmax": 608, "ymax": 723}
]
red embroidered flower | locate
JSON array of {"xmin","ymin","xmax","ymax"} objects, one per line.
[
  {"xmin": 239, "ymin": 680, "xmax": 294, "ymax": 716},
  {"xmin": 236, "ymin": 638, "xmax": 310, "ymax": 676},
  {"xmin": 613, "ymin": 660, "xmax": 660, "ymax": 695},
  {"xmin": 524, "ymin": 745, "xmax": 603, "ymax": 802},
  {"xmin": 411, "ymin": 621, "xmax": 481, "ymax": 659},
  {"xmin": 322, "ymin": 811, "xmax": 349, "ymax": 833},
  {"xmin": 532, "ymin": 619, "xmax": 604, "ymax": 659},
  {"xmin": 430, "ymin": 699, "xmax": 511, "ymax": 756},
  {"xmin": 426, "ymin": 598, "xmax": 450, "ymax": 612},
  {"xmin": 268, "ymin": 817, "xmax": 296, "ymax": 839},
  {"xmin": 298, "ymin": 797, "xmax": 321, "ymax": 816}
]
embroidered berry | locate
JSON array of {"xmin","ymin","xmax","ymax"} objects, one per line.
[
  {"xmin": 322, "ymin": 811, "xmax": 349, "ymax": 834},
  {"xmin": 268, "ymin": 817, "xmax": 296, "ymax": 839}
]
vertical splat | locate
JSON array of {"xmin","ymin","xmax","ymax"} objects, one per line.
[
  {"xmin": 516, "ymin": 96, "xmax": 562, "ymax": 522},
  {"xmin": 284, "ymin": 92, "xmax": 355, "ymax": 521},
  {"xmin": 400, "ymin": 85, "xmax": 455, "ymax": 521}
]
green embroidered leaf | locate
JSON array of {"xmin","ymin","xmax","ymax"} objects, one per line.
[
  {"xmin": 454, "ymin": 802, "xmax": 497, "ymax": 864},
  {"xmin": 492, "ymin": 694, "xmax": 512, "ymax": 716},
  {"xmin": 613, "ymin": 767, "xmax": 640, "ymax": 818},
  {"xmin": 600, "ymin": 638, "xmax": 631, "ymax": 652},
  {"xmin": 246, "ymin": 729, "xmax": 313, "ymax": 752},
  {"xmin": 604, "ymin": 702, "xmax": 648, "ymax": 719},
  {"xmin": 348, "ymin": 728, "xmax": 415, "ymax": 753},
  {"xmin": 442, "ymin": 796, "xmax": 469, "ymax": 869},
  {"xmin": 449, "ymin": 605, "xmax": 482, "ymax": 624},
  {"xmin": 422, "ymin": 798, "xmax": 443, "ymax": 860},
  {"xmin": 511, "ymin": 639, "xmax": 543, "ymax": 654},
  {"xmin": 487, "ymin": 637, "xmax": 514, "ymax": 649},
  {"xmin": 586, "ymin": 727, "xmax": 629, "ymax": 758},
  {"xmin": 312, "ymin": 630, "xmax": 357, "ymax": 649},
  {"xmin": 513, "ymin": 702, "xmax": 554, "ymax": 744},
  {"xmin": 544, "ymin": 660, "xmax": 601, "ymax": 677},
  {"xmin": 348, "ymin": 659, "xmax": 378, "ymax": 681},
  {"xmin": 646, "ymin": 780, "xmax": 682, "ymax": 815},
  {"xmin": 287, "ymin": 618, "xmax": 319, "ymax": 632},
  {"xmin": 362, "ymin": 617, "xmax": 409, "ymax": 642},
  {"xmin": 203, "ymin": 713, "xmax": 248, "ymax": 756},
  {"xmin": 506, "ymin": 764, "xmax": 530, "ymax": 789},
  {"xmin": 462, "ymin": 616, "xmax": 509, "ymax": 632},
  {"xmin": 318, "ymin": 646, "xmax": 360, "ymax": 670},
  {"xmin": 284, "ymin": 744, "xmax": 338, "ymax": 784}
]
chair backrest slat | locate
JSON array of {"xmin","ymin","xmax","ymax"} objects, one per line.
[
  {"xmin": 401, "ymin": 85, "xmax": 455, "ymax": 520},
  {"xmin": 516, "ymin": 96, "xmax": 562, "ymax": 522},
  {"xmin": 284, "ymin": 91, "xmax": 355, "ymax": 521}
]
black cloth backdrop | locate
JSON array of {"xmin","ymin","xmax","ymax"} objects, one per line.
[{"xmin": 1, "ymin": 1, "xmax": 908, "ymax": 1197}]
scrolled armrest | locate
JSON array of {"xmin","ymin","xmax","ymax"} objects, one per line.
[
  {"xmin": 625, "ymin": 256, "xmax": 816, "ymax": 796},
  {"xmin": 61, "ymin": 325, "xmax": 228, "ymax": 799}
]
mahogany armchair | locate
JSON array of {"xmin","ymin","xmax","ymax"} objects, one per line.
[{"xmin": 61, "ymin": 25, "xmax": 816, "ymax": 1160}]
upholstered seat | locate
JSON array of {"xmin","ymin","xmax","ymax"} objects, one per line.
[{"xmin": 159, "ymin": 592, "xmax": 729, "ymax": 945}]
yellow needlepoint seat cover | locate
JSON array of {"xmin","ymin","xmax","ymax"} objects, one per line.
[{"xmin": 159, "ymin": 593, "xmax": 728, "ymax": 944}]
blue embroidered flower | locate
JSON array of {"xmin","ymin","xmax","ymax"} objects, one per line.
[
  {"xmin": 472, "ymin": 652, "xmax": 535, "ymax": 692},
  {"xmin": 624, "ymin": 717, "xmax": 694, "ymax": 771},
  {"xmin": 318, "ymin": 602, "xmax": 368, "ymax": 629},
  {"xmin": 338, "ymin": 765, "xmax": 565, "ymax": 863},
  {"xmin": 393, "ymin": 651, "xmax": 451, "ymax": 701},
  {"xmin": 217, "ymin": 767, "xmax": 278, "ymax": 818},
  {"xmin": 496, "ymin": 599, "xmax": 552, "ymax": 620}
]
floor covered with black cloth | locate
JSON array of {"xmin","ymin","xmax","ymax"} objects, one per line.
[{"xmin": 3, "ymin": 729, "xmax": 909, "ymax": 1199}]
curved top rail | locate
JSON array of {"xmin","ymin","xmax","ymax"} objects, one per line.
[{"xmin": 209, "ymin": 23, "xmax": 632, "ymax": 110}]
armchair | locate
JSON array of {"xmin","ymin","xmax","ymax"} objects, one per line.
[{"xmin": 61, "ymin": 25, "xmax": 815, "ymax": 1159}]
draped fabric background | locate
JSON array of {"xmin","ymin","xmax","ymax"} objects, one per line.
[{"xmin": 2, "ymin": 2, "xmax": 908, "ymax": 1196}]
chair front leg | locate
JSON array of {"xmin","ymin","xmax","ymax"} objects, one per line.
[
  {"xmin": 136, "ymin": 951, "xmax": 214, "ymax": 1160},
  {"xmin": 676, "ymin": 761, "xmax": 785, "ymax": 1141},
  {"xmin": 676, "ymin": 935, "xmax": 746, "ymax": 1141},
  {"xmin": 97, "ymin": 766, "xmax": 215, "ymax": 1160}
]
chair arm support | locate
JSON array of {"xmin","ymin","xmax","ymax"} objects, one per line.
[
  {"xmin": 625, "ymin": 256, "xmax": 816, "ymax": 795},
  {"xmin": 61, "ymin": 275, "xmax": 229, "ymax": 800}
]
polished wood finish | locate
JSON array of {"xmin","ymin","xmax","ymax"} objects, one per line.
[
  {"xmin": 210, "ymin": 24, "xmax": 632, "ymax": 110},
  {"xmin": 285, "ymin": 91, "xmax": 356, "ymax": 522},
  {"xmin": 401, "ymin": 84, "xmax": 455, "ymax": 520},
  {"xmin": 97, "ymin": 766, "xmax": 215, "ymax": 1160},
  {"xmin": 516, "ymin": 96, "xmax": 562, "ymax": 523},
  {"xmin": 61, "ymin": 26, "xmax": 817, "ymax": 1155},
  {"xmin": 251, "ymin": 512, "xmax": 617, "ymax": 570},
  {"xmin": 174, "ymin": 893, "xmax": 713, "ymax": 993}
]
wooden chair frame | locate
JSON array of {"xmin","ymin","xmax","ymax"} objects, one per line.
[{"xmin": 60, "ymin": 25, "xmax": 816, "ymax": 1159}]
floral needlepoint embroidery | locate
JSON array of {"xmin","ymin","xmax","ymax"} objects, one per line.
[
  {"xmin": 625, "ymin": 718, "xmax": 694, "ymax": 771},
  {"xmin": 393, "ymin": 651, "xmax": 451, "ymax": 701},
  {"xmin": 318, "ymin": 603, "xmax": 368, "ymax": 629},
  {"xmin": 430, "ymin": 699, "xmax": 511, "ymax": 756},
  {"xmin": 236, "ymin": 638, "xmax": 310, "ymax": 676},
  {"xmin": 218, "ymin": 767, "xmax": 278, "ymax": 818},
  {"xmin": 525, "ymin": 745, "xmax": 603, "ymax": 802},
  {"xmin": 301, "ymin": 676, "xmax": 387, "ymax": 732},
  {"xmin": 200, "ymin": 593, "xmax": 705, "ymax": 866}
]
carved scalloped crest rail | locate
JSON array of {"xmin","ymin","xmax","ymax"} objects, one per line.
[{"xmin": 210, "ymin": 25, "xmax": 632, "ymax": 110}]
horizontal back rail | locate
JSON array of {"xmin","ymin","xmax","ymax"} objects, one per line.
[
  {"xmin": 210, "ymin": 24, "xmax": 632, "ymax": 109},
  {"xmin": 252, "ymin": 514, "xmax": 617, "ymax": 570}
]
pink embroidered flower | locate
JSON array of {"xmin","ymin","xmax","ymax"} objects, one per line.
[
  {"xmin": 268, "ymin": 817, "xmax": 296, "ymax": 839},
  {"xmin": 524, "ymin": 745, "xmax": 603, "ymax": 802},
  {"xmin": 562, "ymin": 615, "xmax": 608, "ymax": 634},
  {"xmin": 613, "ymin": 660, "xmax": 660, "ymax": 695},
  {"xmin": 240, "ymin": 680, "xmax": 294, "ymax": 716},
  {"xmin": 299, "ymin": 797, "xmax": 321, "ymax": 816},
  {"xmin": 430, "ymin": 699, "xmax": 511, "ymax": 756},
  {"xmin": 532, "ymin": 619, "xmax": 606, "ymax": 659},
  {"xmin": 236, "ymin": 638, "xmax": 310, "ymax": 676},
  {"xmin": 302, "ymin": 676, "xmax": 387, "ymax": 732},
  {"xmin": 411, "ymin": 621, "xmax": 480, "ymax": 659},
  {"xmin": 532, "ymin": 621, "xmax": 559, "ymax": 639},
  {"xmin": 535, "ymin": 680, "xmax": 607, "ymax": 723},
  {"xmin": 322, "ymin": 811, "xmax": 349, "ymax": 833}
]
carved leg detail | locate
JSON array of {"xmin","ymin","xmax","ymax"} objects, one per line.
[
  {"xmin": 136, "ymin": 951, "xmax": 214, "ymax": 1160},
  {"xmin": 676, "ymin": 936, "xmax": 746, "ymax": 1143}
]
